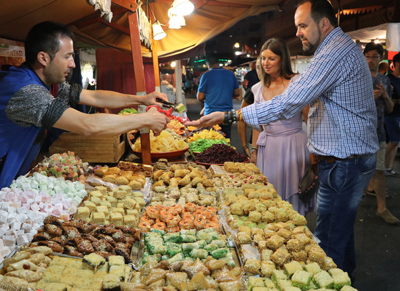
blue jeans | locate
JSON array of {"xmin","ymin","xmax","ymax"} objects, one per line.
[{"xmin": 314, "ymin": 153, "xmax": 376, "ymax": 276}]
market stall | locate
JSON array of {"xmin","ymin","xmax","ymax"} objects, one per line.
[{"xmin": 0, "ymin": 126, "xmax": 359, "ymax": 290}]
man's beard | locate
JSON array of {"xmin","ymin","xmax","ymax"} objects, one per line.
[{"xmin": 301, "ymin": 28, "xmax": 321, "ymax": 53}]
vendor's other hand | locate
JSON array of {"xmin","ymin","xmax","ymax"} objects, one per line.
[
  {"xmin": 143, "ymin": 91, "xmax": 169, "ymax": 106},
  {"xmin": 184, "ymin": 112, "xmax": 224, "ymax": 128},
  {"xmin": 146, "ymin": 107, "xmax": 169, "ymax": 136}
]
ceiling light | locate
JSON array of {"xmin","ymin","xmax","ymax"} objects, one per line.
[
  {"xmin": 169, "ymin": 21, "xmax": 181, "ymax": 29},
  {"xmin": 374, "ymin": 38, "xmax": 380, "ymax": 44},
  {"xmin": 235, "ymin": 51, "xmax": 241, "ymax": 55},
  {"xmin": 234, "ymin": 42, "xmax": 240, "ymax": 48},
  {"xmin": 172, "ymin": 0, "xmax": 194, "ymax": 16},
  {"xmin": 168, "ymin": 8, "xmax": 185, "ymax": 29},
  {"xmin": 171, "ymin": 61, "xmax": 176, "ymax": 68},
  {"xmin": 152, "ymin": 21, "xmax": 166, "ymax": 40}
]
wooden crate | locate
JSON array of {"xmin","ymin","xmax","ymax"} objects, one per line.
[{"xmin": 49, "ymin": 133, "xmax": 126, "ymax": 163}]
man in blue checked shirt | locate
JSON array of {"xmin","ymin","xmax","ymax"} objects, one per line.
[{"xmin": 186, "ymin": 0, "xmax": 378, "ymax": 277}]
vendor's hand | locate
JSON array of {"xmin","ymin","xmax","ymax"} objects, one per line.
[
  {"xmin": 143, "ymin": 91, "xmax": 169, "ymax": 106},
  {"xmin": 184, "ymin": 112, "xmax": 224, "ymax": 127},
  {"xmin": 145, "ymin": 107, "xmax": 169, "ymax": 136},
  {"xmin": 251, "ymin": 151, "xmax": 257, "ymax": 164}
]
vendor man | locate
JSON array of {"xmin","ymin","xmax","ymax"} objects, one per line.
[{"xmin": 0, "ymin": 21, "xmax": 170, "ymax": 188}]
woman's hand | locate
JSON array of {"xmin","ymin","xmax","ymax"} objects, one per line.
[
  {"xmin": 184, "ymin": 112, "xmax": 224, "ymax": 127},
  {"xmin": 243, "ymin": 146, "xmax": 251, "ymax": 157},
  {"xmin": 251, "ymin": 151, "xmax": 257, "ymax": 164}
]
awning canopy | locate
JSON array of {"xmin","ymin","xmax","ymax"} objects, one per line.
[
  {"xmin": 346, "ymin": 23, "xmax": 400, "ymax": 51},
  {"xmin": 0, "ymin": 0, "xmax": 282, "ymax": 59}
]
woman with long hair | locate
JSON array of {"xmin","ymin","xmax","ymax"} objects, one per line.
[{"xmin": 251, "ymin": 38, "xmax": 314, "ymax": 215}]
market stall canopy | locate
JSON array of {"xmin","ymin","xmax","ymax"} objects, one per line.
[
  {"xmin": 346, "ymin": 23, "xmax": 400, "ymax": 52},
  {"xmin": 0, "ymin": 0, "xmax": 281, "ymax": 59}
]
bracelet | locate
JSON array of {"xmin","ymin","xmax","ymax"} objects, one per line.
[
  {"xmin": 242, "ymin": 145, "xmax": 248, "ymax": 150},
  {"xmin": 252, "ymin": 147, "xmax": 258, "ymax": 152},
  {"xmin": 231, "ymin": 110, "xmax": 237, "ymax": 122},
  {"xmin": 223, "ymin": 111, "xmax": 229, "ymax": 125}
]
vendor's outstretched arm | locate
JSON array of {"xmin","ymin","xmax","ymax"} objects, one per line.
[
  {"xmin": 79, "ymin": 90, "xmax": 168, "ymax": 109},
  {"xmin": 53, "ymin": 107, "xmax": 169, "ymax": 136},
  {"xmin": 185, "ymin": 111, "xmax": 225, "ymax": 127}
]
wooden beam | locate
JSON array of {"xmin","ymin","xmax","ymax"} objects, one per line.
[
  {"xmin": 112, "ymin": 0, "xmax": 138, "ymax": 12},
  {"xmin": 150, "ymin": 3, "xmax": 161, "ymax": 90},
  {"xmin": 128, "ymin": 10, "xmax": 151, "ymax": 165}
]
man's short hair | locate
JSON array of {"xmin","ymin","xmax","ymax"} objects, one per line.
[
  {"xmin": 364, "ymin": 42, "xmax": 384, "ymax": 57},
  {"xmin": 298, "ymin": 0, "xmax": 338, "ymax": 28},
  {"xmin": 206, "ymin": 54, "xmax": 219, "ymax": 66},
  {"xmin": 393, "ymin": 53, "xmax": 400, "ymax": 67},
  {"xmin": 25, "ymin": 21, "xmax": 74, "ymax": 65}
]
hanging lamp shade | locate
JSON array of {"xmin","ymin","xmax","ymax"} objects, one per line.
[
  {"xmin": 172, "ymin": 0, "xmax": 194, "ymax": 16},
  {"xmin": 168, "ymin": 8, "xmax": 186, "ymax": 29},
  {"xmin": 152, "ymin": 21, "xmax": 166, "ymax": 40}
]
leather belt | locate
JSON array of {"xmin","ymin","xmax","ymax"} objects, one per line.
[{"xmin": 316, "ymin": 155, "xmax": 363, "ymax": 163}]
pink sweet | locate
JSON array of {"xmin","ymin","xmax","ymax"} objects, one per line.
[
  {"xmin": 30, "ymin": 204, "xmax": 40, "ymax": 212},
  {"xmin": 60, "ymin": 213, "xmax": 70, "ymax": 220},
  {"xmin": 45, "ymin": 205, "xmax": 53, "ymax": 214},
  {"xmin": 38, "ymin": 202, "xmax": 45, "ymax": 210},
  {"xmin": 52, "ymin": 208, "xmax": 61, "ymax": 217},
  {"xmin": 34, "ymin": 195, "xmax": 42, "ymax": 203},
  {"xmin": 41, "ymin": 193, "xmax": 52, "ymax": 203}
]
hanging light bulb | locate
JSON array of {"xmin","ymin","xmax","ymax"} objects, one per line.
[
  {"xmin": 374, "ymin": 38, "xmax": 380, "ymax": 44},
  {"xmin": 152, "ymin": 21, "xmax": 166, "ymax": 40},
  {"xmin": 172, "ymin": 0, "xmax": 194, "ymax": 16},
  {"xmin": 168, "ymin": 8, "xmax": 185, "ymax": 29},
  {"xmin": 234, "ymin": 42, "xmax": 240, "ymax": 48},
  {"xmin": 171, "ymin": 61, "xmax": 176, "ymax": 68}
]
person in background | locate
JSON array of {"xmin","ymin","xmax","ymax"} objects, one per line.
[
  {"xmin": 186, "ymin": 0, "xmax": 378, "ymax": 276},
  {"xmin": 242, "ymin": 61, "xmax": 260, "ymax": 90},
  {"xmin": 250, "ymin": 38, "xmax": 311, "ymax": 216},
  {"xmin": 0, "ymin": 21, "xmax": 169, "ymax": 189},
  {"xmin": 385, "ymin": 53, "xmax": 400, "ymax": 176},
  {"xmin": 363, "ymin": 43, "xmax": 398, "ymax": 224},
  {"xmin": 238, "ymin": 57, "xmax": 261, "ymax": 157},
  {"xmin": 378, "ymin": 61, "xmax": 389, "ymax": 76},
  {"xmin": 197, "ymin": 54, "xmax": 240, "ymax": 138}
]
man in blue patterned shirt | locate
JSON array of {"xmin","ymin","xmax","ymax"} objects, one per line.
[{"xmin": 186, "ymin": 0, "xmax": 378, "ymax": 276}]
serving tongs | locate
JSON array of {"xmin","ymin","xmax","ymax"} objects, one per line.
[{"xmin": 156, "ymin": 98, "xmax": 186, "ymax": 113}]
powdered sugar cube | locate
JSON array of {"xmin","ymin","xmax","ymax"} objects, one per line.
[
  {"xmin": 17, "ymin": 207, "xmax": 28, "ymax": 214},
  {"xmin": 1, "ymin": 202, "xmax": 10, "ymax": 210},
  {"xmin": 2, "ymin": 246, "xmax": 11, "ymax": 257},
  {"xmin": 0, "ymin": 211, "xmax": 8, "ymax": 224},
  {"xmin": 26, "ymin": 210, "xmax": 37, "ymax": 220},
  {"xmin": 17, "ymin": 234, "xmax": 29, "ymax": 246},
  {"xmin": 3, "ymin": 236, "xmax": 15, "ymax": 247},
  {"xmin": 7, "ymin": 207, "xmax": 16, "ymax": 214},
  {"xmin": 7, "ymin": 213, "xmax": 17, "ymax": 223}
]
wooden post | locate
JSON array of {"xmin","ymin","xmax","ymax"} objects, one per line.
[
  {"xmin": 150, "ymin": 3, "xmax": 161, "ymax": 93},
  {"xmin": 128, "ymin": 10, "xmax": 151, "ymax": 165}
]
